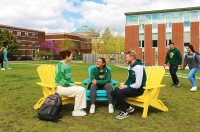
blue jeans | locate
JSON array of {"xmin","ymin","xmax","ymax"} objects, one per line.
[
  {"xmin": 4, "ymin": 57, "xmax": 10, "ymax": 68},
  {"xmin": 188, "ymin": 67, "xmax": 198, "ymax": 87}
]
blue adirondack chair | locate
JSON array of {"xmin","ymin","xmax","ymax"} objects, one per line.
[{"xmin": 82, "ymin": 65, "xmax": 118, "ymax": 103}]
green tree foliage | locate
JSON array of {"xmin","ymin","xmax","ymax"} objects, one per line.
[
  {"xmin": 0, "ymin": 29, "xmax": 18, "ymax": 58},
  {"xmin": 57, "ymin": 37, "xmax": 74, "ymax": 52},
  {"xmin": 102, "ymin": 36, "xmax": 125, "ymax": 53},
  {"xmin": 102, "ymin": 28, "xmax": 112, "ymax": 44}
]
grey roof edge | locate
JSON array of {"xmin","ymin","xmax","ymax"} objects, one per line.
[{"xmin": 124, "ymin": 6, "xmax": 200, "ymax": 16}]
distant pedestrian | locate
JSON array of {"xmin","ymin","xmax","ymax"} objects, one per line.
[
  {"xmin": 0, "ymin": 47, "xmax": 5, "ymax": 70},
  {"xmin": 164, "ymin": 42, "xmax": 182, "ymax": 87},
  {"xmin": 4, "ymin": 46, "xmax": 11, "ymax": 70},
  {"xmin": 182, "ymin": 44, "xmax": 200, "ymax": 92}
]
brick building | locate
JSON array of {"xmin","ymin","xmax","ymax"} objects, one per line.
[
  {"xmin": 0, "ymin": 24, "xmax": 45, "ymax": 59},
  {"xmin": 125, "ymin": 6, "xmax": 200, "ymax": 66}
]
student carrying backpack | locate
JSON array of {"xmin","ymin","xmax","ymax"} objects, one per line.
[{"xmin": 38, "ymin": 93, "xmax": 62, "ymax": 122}]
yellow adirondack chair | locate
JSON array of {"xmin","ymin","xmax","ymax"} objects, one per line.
[
  {"xmin": 34, "ymin": 64, "xmax": 75, "ymax": 109},
  {"xmin": 125, "ymin": 66, "xmax": 168, "ymax": 118}
]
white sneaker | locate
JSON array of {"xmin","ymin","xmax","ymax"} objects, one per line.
[
  {"xmin": 190, "ymin": 87, "xmax": 197, "ymax": 92},
  {"xmin": 72, "ymin": 109, "xmax": 87, "ymax": 116},
  {"xmin": 108, "ymin": 104, "xmax": 114, "ymax": 113},
  {"xmin": 1, "ymin": 68, "xmax": 5, "ymax": 70},
  {"xmin": 8, "ymin": 68, "xmax": 12, "ymax": 70},
  {"xmin": 90, "ymin": 104, "xmax": 95, "ymax": 114},
  {"xmin": 126, "ymin": 106, "xmax": 135, "ymax": 113}
]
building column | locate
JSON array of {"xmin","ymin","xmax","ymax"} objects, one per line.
[{"xmin": 190, "ymin": 22, "xmax": 200, "ymax": 52}]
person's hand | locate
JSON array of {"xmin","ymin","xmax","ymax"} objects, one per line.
[
  {"xmin": 92, "ymin": 79, "xmax": 96, "ymax": 84},
  {"xmin": 119, "ymin": 84, "xmax": 127, "ymax": 89},
  {"xmin": 164, "ymin": 64, "xmax": 167, "ymax": 69}
]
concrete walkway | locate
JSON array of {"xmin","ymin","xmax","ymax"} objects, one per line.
[{"xmin": 115, "ymin": 64, "xmax": 200, "ymax": 80}]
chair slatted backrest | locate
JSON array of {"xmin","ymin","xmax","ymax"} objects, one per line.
[
  {"xmin": 37, "ymin": 65, "xmax": 56, "ymax": 85},
  {"xmin": 143, "ymin": 67, "xmax": 165, "ymax": 99}
]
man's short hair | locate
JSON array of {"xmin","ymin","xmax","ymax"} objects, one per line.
[
  {"xmin": 125, "ymin": 50, "xmax": 136, "ymax": 59},
  {"xmin": 168, "ymin": 42, "xmax": 174, "ymax": 45}
]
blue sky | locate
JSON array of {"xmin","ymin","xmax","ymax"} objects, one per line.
[{"xmin": 0, "ymin": 0, "xmax": 200, "ymax": 35}]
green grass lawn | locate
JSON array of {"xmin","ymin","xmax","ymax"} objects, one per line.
[{"xmin": 0, "ymin": 61, "xmax": 200, "ymax": 132}]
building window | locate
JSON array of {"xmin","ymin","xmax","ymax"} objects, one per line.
[
  {"xmin": 25, "ymin": 32, "xmax": 29, "ymax": 37},
  {"xmin": 32, "ymin": 33, "xmax": 36, "ymax": 38},
  {"xmin": 152, "ymin": 40, "xmax": 157, "ymax": 47},
  {"xmin": 152, "ymin": 23, "xmax": 157, "ymax": 29},
  {"xmin": 33, "ymin": 50, "xmax": 36, "ymax": 57},
  {"xmin": 9, "ymin": 30, "xmax": 13, "ymax": 34},
  {"xmin": 184, "ymin": 42, "xmax": 190, "ymax": 47},
  {"xmin": 25, "ymin": 50, "xmax": 29, "ymax": 55},
  {"xmin": 25, "ymin": 41, "xmax": 29, "ymax": 45},
  {"xmin": 17, "ymin": 40, "xmax": 21, "ymax": 45},
  {"xmin": 18, "ymin": 50, "xmax": 22, "ymax": 55},
  {"xmin": 184, "ymin": 21, "xmax": 190, "ymax": 27},
  {"xmin": 32, "ymin": 42, "xmax": 36, "ymax": 45},
  {"xmin": 139, "ymin": 40, "xmax": 144, "ymax": 48},
  {"xmin": 72, "ymin": 41, "xmax": 78, "ymax": 48},
  {"xmin": 17, "ymin": 31, "xmax": 21, "ymax": 36},
  {"xmin": 87, "ymin": 43, "xmax": 91, "ymax": 49},
  {"xmin": 139, "ymin": 24, "xmax": 144, "ymax": 30},
  {"xmin": 81, "ymin": 43, "xmax": 87, "ymax": 49},
  {"xmin": 126, "ymin": 15, "xmax": 138, "ymax": 25}
]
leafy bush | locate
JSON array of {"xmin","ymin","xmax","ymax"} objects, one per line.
[{"xmin": 20, "ymin": 56, "xmax": 32, "ymax": 60}]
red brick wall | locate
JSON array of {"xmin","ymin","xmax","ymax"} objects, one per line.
[
  {"xmin": 190, "ymin": 22, "xmax": 200, "ymax": 52},
  {"xmin": 158, "ymin": 24, "xmax": 168, "ymax": 66},
  {"xmin": 125, "ymin": 25, "xmax": 142, "ymax": 60},
  {"xmin": 144, "ymin": 24, "xmax": 155, "ymax": 66},
  {"xmin": 172, "ymin": 23, "xmax": 184, "ymax": 57}
]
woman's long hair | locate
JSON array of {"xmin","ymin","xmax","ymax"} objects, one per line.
[
  {"xmin": 187, "ymin": 44, "xmax": 199, "ymax": 54},
  {"xmin": 59, "ymin": 50, "xmax": 72, "ymax": 59}
]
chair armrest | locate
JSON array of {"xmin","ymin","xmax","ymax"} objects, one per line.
[
  {"xmin": 75, "ymin": 81, "xmax": 82, "ymax": 85},
  {"xmin": 36, "ymin": 82, "xmax": 56, "ymax": 89},
  {"xmin": 82, "ymin": 79, "xmax": 89, "ymax": 86},
  {"xmin": 111, "ymin": 79, "xmax": 118, "ymax": 85},
  {"xmin": 143, "ymin": 84, "xmax": 166, "ymax": 90}
]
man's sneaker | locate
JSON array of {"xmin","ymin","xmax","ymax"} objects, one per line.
[
  {"xmin": 90, "ymin": 104, "xmax": 95, "ymax": 114},
  {"xmin": 108, "ymin": 104, "xmax": 114, "ymax": 113},
  {"xmin": 72, "ymin": 109, "xmax": 87, "ymax": 116},
  {"xmin": 1, "ymin": 68, "xmax": 5, "ymax": 70},
  {"xmin": 116, "ymin": 111, "xmax": 129, "ymax": 120},
  {"xmin": 126, "ymin": 106, "xmax": 134, "ymax": 113},
  {"xmin": 170, "ymin": 84, "xmax": 175, "ymax": 87},
  {"xmin": 190, "ymin": 87, "xmax": 197, "ymax": 92},
  {"xmin": 174, "ymin": 83, "xmax": 180, "ymax": 87}
]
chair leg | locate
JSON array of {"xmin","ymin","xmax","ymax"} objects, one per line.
[
  {"xmin": 34, "ymin": 98, "xmax": 45, "ymax": 109},
  {"xmin": 150, "ymin": 99, "xmax": 168, "ymax": 112}
]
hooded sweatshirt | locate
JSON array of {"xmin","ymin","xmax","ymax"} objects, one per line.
[
  {"xmin": 124, "ymin": 60, "xmax": 146, "ymax": 94},
  {"xmin": 165, "ymin": 47, "xmax": 182, "ymax": 65},
  {"xmin": 90, "ymin": 66, "xmax": 111, "ymax": 85}
]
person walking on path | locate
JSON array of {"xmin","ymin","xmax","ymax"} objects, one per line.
[
  {"xmin": 0, "ymin": 47, "xmax": 5, "ymax": 70},
  {"xmin": 3, "ymin": 46, "xmax": 11, "ymax": 70},
  {"xmin": 182, "ymin": 44, "xmax": 200, "ymax": 92},
  {"xmin": 164, "ymin": 42, "xmax": 182, "ymax": 87}
]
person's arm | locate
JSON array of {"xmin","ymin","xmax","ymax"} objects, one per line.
[
  {"xmin": 96, "ymin": 68, "xmax": 111, "ymax": 85},
  {"xmin": 182, "ymin": 55, "xmax": 187, "ymax": 70},
  {"xmin": 129, "ymin": 65, "xmax": 143, "ymax": 89},
  {"xmin": 177, "ymin": 50, "xmax": 183, "ymax": 65},
  {"xmin": 195, "ymin": 53, "xmax": 200, "ymax": 70}
]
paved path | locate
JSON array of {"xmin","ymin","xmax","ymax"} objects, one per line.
[{"xmin": 115, "ymin": 65, "xmax": 200, "ymax": 80}]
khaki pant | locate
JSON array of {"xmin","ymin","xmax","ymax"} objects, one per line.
[{"xmin": 56, "ymin": 85, "xmax": 86, "ymax": 111}]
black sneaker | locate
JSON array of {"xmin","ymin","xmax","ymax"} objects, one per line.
[
  {"xmin": 116, "ymin": 111, "xmax": 129, "ymax": 120},
  {"xmin": 126, "ymin": 106, "xmax": 134, "ymax": 113},
  {"xmin": 174, "ymin": 83, "xmax": 180, "ymax": 87},
  {"xmin": 170, "ymin": 84, "xmax": 175, "ymax": 87}
]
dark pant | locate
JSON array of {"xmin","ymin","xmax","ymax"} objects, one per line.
[
  {"xmin": 0, "ymin": 57, "xmax": 3, "ymax": 68},
  {"xmin": 89, "ymin": 83, "xmax": 113, "ymax": 104},
  {"xmin": 169, "ymin": 65, "xmax": 179, "ymax": 85},
  {"xmin": 110, "ymin": 88, "xmax": 143, "ymax": 112}
]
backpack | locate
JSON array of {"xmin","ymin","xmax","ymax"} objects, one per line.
[{"xmin": 38, "ymin": 93, "xmax": 62, "ymax": 122}]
